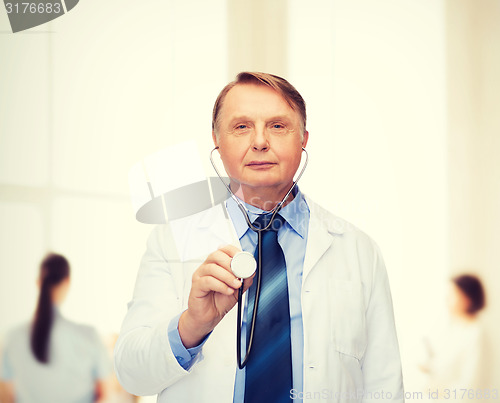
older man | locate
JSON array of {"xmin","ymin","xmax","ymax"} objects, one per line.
[{"xmin": 114, "ymin": 72, "xmax": 404, "ymax": 402}]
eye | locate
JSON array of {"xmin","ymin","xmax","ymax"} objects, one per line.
[
  {"xmin": 270, "ymin": 122, "xmax": 287, "ymax": 132},
  {"xmin": 236, "ymin": 124, "xmax": 248, "ymax": 130}
]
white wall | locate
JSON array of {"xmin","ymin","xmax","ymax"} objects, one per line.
[
  {"xmin": 1, "ymin": 0, "xmax": 498, "ymax": 397},
  {"xmin": 0, "ymin": 0, "xmax": 228, "ymax": 337},
  {"xmin": 288, "ymin": 0, "xmax": 448, "ymax": 388},
  {"xmin": 446, "ymin": 0, "xmax": 500, "ymax": 385}
]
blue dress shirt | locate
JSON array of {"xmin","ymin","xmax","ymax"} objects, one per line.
[{"xmin": 168, "ymin": 188, "xmax": 310, "ymax": 402}]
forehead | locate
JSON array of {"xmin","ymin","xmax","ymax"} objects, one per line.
[{"xmin": 220, "ymin": 83, "xmax": 298, "ymax": 121}]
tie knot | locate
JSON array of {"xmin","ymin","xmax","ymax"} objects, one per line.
[{"xmin": 253, "ymin": 213, "xmax": 285, "ymax": 232}]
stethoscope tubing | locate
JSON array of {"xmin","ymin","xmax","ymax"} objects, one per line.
[
  {"xmin": 209, "ymin": 146, "xmax": 308, "ymax": 369},
  {"xmin": 236, "ymin": 229, "xmax": 263, "ymax": 369}
]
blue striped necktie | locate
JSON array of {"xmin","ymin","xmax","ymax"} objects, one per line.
[{"xmin": 244, "ymin": 213, "xmax": 292, "ymax": 403}]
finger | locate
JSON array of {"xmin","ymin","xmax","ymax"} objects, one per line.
[
  {"xmin": 194, "ymin": 274, "xmax": 237, "ymax": 296},
  {"xmin": 196, "ymin": 263, "xmax": 242, "ymax": 290},
  {"xmin": 217, "ymin": 244, "xmax": 241, "ymax": 259},
  {"xmin": 206, "ymin": 246, "xmax": 244, "ymax": 275},
  {"xmin": 205, "ymin": 249, "xmax": 233, "ymax": 271},
  {"xmin": 241, "ymin": 273, "xmax": 255, "ymax": 293}
]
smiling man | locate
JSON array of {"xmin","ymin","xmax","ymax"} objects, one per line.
[{"xmin": 114, "ymin": 72, "xmax": 404, "ymax": 403}]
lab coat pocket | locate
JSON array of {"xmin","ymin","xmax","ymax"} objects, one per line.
[{"xmin": 329, "ymin": 279, "xmax": 367, "ymax": 361}]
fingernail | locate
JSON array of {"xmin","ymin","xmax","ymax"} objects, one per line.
[{"xmin": 233, "ymin": 279, "xmax": 242, "ymax": 287}]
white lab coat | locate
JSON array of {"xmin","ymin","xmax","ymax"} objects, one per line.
[{"xmin": 114, "ymin": 196, "xmax": 404, "ymax": 402}]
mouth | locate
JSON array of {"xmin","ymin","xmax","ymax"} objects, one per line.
[
  {"xmin": 247, "ymin": 160, "xmax": 276, "ymax": 166},
  {"xmin": 246, "ymin": 161, "xmax": 277, "ymax": 168}
]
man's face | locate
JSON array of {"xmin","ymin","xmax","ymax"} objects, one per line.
[{"xmin": 213, "ymin": 84, "xmax": 308, "ymax": 203}]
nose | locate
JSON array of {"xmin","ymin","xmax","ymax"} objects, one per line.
[{"xmin": 252, "ymin": 126, "xmax": 269, "ymax": 151}]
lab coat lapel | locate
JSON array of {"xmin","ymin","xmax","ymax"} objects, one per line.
[
  {"xmin": 303, "ymin": 214, "xmax": 332, "ymax": 281},
  {"xmin": 302, "ymin": 197, "xmax": 343, "ymax": 281}
]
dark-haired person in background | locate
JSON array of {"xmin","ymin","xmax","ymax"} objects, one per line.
[
  {"xmin": 0, "ymin": 253, "xmax": 111, "ymax": 403},
  {"xmin": 451, "ymin": 275, "xmax": 486, "ymax": 317},
  {"xmin": 420, "ymin": 274, "xmax": 490, "ymax": 398}
]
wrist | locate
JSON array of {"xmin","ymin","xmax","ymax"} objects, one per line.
[{"xmin": 178, "ymin": 310, "xmax": 214, "ymax": 349}]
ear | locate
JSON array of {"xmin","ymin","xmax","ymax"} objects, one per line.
[
  {"xmin": 212, "ymin": 130, "xmax": 218, "ymax": 148},
  {"xmin": 302, "ymin": 130, "xmax": 309, "ymax": 148}
]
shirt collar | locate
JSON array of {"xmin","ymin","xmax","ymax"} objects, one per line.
[{"xmin": 225, "ymin": 186, "xmax": 309, "ymax": 240}]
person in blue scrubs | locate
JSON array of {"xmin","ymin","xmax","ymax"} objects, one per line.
[{"xmin": 0, "ymin": 253, "xmax": 111, "ymax": 403}]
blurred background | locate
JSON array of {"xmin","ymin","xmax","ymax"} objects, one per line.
[{"xmin": 1, "ymin": 0, "xmax": 498, "ymax": 401}]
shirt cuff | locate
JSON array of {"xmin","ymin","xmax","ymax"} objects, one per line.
[{"xmin": 167, "ymin": 312, "xmax": 210, "ymax": 371}]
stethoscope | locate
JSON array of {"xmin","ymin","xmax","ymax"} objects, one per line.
[{"xmin": 209, "ymin": 146, "xmax": 309, "ymax": 369}]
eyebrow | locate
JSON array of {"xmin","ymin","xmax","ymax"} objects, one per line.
[{"xmin": 228, "ymin": 115, "xmax": 293, "ymax": 125}]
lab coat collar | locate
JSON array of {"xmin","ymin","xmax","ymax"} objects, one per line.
[
  {"xmin": 181, "ymin": 192, "xmax": 349, "ymax": 274},
  {"xmin": 304, "ymin": 195, "xmax": 347, "ymax": 235}
]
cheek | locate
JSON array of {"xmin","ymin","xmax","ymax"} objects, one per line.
[
  {"xmin": 281, "ymin": 147, "xmax": 303, "ymax": 169},
  {"xmin": 219, "ymin": 147, "xmax": 245, "ymax": 174},
  {"xmin": 219, "ymin": 137, "xmax": 248, "ymax": 157},
  {"xmin": 447, "ymin": 292, "xmax": 457, "ymax": 309}
]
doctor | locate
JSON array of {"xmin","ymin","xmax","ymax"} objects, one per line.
[{"xmin": 114, "ymin": 72, "xmax": 404, "ymax": 402}]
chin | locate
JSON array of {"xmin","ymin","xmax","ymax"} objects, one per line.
[
  {"xmin": 247, "ymin": 182, "xmax": 291, "ymax": 194},
  {"xmin": 239, "ymin": 173, "xmax": 293, "ymax": 191},
  {"xmin": 244, "ymin": 176, "xmax": 280, "ymax": 186}
]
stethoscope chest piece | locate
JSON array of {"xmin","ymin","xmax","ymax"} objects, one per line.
[{"xmin": 231, "ymin": 251, "xmax": 257, "ymax": 279}]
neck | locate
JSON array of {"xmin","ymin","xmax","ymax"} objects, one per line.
[
  {"xmin": 451, "ymin": 310, "xmax": 477, "ymax": 323},
  {"xmin": 231, "ymin": 182, "xmax": 295, "ymax": 211},
  {"xmin": 51, "ymin": 280, "xmax": 69, "ymax": 306}
]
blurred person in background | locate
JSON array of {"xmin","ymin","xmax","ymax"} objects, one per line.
[
  {"xmin": 420, "ymin": 274, "xmax": 490, "ymax": 399},
  {"xmin": 0, "ymin": 253, "xmax": 111, "ymax": 403},
  {"xmin": 103, "ymin": 334, "xmax": 139, "ymax": 403}
]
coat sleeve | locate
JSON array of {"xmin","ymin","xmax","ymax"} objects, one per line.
[
  {"xmin": 361, "ymin": 241, "xmax": 404, "ymax": 402},
  {"xmin": 114, "ymin": 225, "xmax": 197, "ymax": 396}
]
